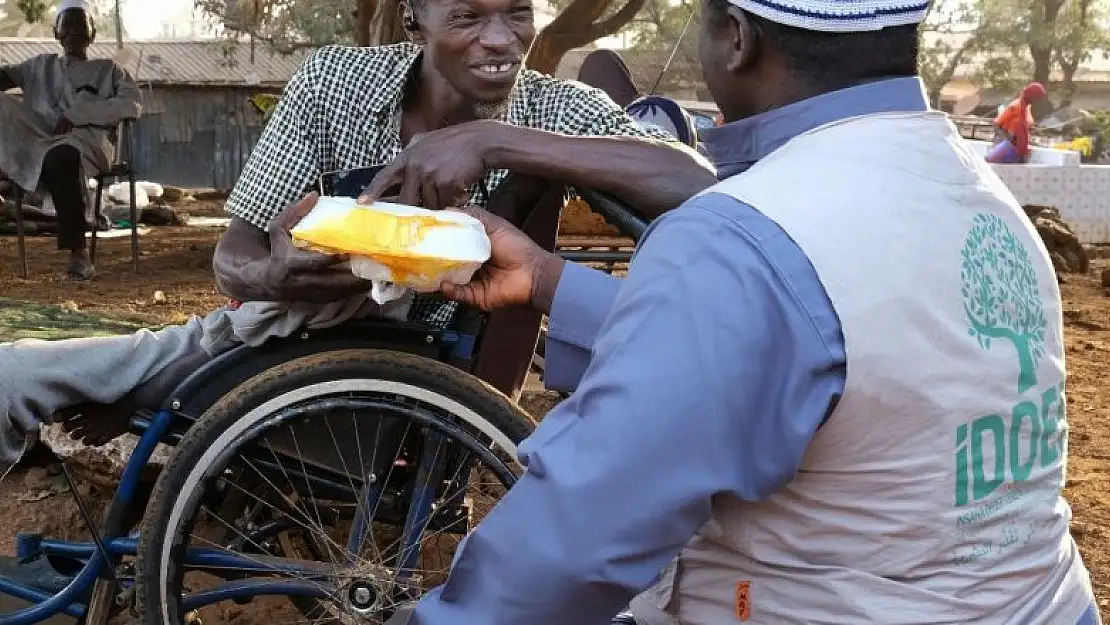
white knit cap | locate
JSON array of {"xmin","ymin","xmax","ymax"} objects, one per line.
[
  {"xmin": 728, "ymin": 0, "xmax": 929, "ymax": 32},
  {"xmin": 55, "ymin": 0, "xmax": 93, "ymax": 27}
]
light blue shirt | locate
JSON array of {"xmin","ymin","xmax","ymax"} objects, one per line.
[{"xmin": 408, "ymin": 76, "xmax": 1097, "ymax": 625}]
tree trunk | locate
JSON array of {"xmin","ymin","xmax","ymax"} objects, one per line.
[
  {"xmin": 927, "ymin": 37, "xmax": 975, "ymax": 108},
  {"xmin": 525, "ymin": 0, "xmax": 649, "ymax": 74},
  {"xmin": 113, "ymin": 0, "xmax": 123, "ymax": 49},
  {"xmin": 368, "ymin": 0, "xmax": 406, "ymax": 46},
  {"xmin": 1028, "ymin": 0, "xmax": 1065, "ymax": 89},
  {"xmin": 1058, "ymin": 62, "xmax": 1079, "ymax": 107},
  {"xmin": 1055, "ymin": 0, "xmax": 1092, "ymax": 108},
  {"xmin": 356, "ymin": 0, "xmax": 374, "ymax": 46},
  {"xmin": 1031, "ymin": 48, "xmax": 1052, "ymax": 87}
]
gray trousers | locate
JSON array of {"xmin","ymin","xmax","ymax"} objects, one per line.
[{"xmin": 0, "ymin": 294, "xmax": 411, "ymax": 480}]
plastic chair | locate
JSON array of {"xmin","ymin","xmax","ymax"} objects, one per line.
[{"xmin": 9, "ymin": 118, "xmax": 140, "ymax": 278}]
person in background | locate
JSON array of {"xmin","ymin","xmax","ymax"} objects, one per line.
[
  {"xmin": 576, "ymin": 49, "xmax": 640, "ymax": 108},
  {"xmin": 575, "ymin": 48, "xmax": 700, "ymax": 148},
  {"xmin": 987, "ymin": 81, "xmax": 1047, "ymax": 164},
  {"xmin": 625, "ymin": 95, "xmax": 700, "ymax": 148},
  {"xmin": 0, "ymin": 0, "xmax": 142, "ymax": 279}
]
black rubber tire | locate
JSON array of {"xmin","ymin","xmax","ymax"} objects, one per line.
[{"xmin": 135, "ymin": 348, "xmax": 535, "ymax": 625}]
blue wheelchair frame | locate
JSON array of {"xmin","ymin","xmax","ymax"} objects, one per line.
[
  {"xmin": 0, "ymin": 314, "xmax": 483, "ymax": 625},
  {"xmin": 0, "ymin": 180, "xmax": 644, "ymax": 625}
]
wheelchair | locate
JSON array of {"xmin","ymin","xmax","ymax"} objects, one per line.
[{"xmin": 0, "ymin": 179, "xmax": 645, "ymax": 625}]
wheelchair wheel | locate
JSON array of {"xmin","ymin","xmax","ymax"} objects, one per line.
[{"xmin": 135, "ymin": 348, "xmax": 534, "ymax": 625}]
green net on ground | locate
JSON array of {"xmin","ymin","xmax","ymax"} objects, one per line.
[{"xmin": 0, "ymin": 298, "xmax": 162, "ymax": 342}]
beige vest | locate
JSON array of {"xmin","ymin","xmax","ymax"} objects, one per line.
[{"xmin": 631, "ymin": 111, "xmax": 1095, "ymax": 624}]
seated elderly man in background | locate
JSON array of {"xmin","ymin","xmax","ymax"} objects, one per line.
[
  {"xmin": 0, "ymin": 0, "xmax": 142, "ymax": 280},
  {"xmin": 0, "ymin": 0, "xmax": 715, "ymax": 477}
]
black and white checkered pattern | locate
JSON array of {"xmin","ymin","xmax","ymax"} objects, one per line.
[
  {"xmin": 225, "ymin": 42, "xmax": 673, "ymax": 230},
  {"xmin": 224, "ymin": 42, "xmax": 672, "ymax": 330}
]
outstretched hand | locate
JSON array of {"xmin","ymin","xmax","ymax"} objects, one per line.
[
  {"xmin": 261, "ymin": 192, "xmax": 372, "ymax": 302},
  {"xmin": 439, "ymin": 206, "xmax": 565, "ymax": 314}
]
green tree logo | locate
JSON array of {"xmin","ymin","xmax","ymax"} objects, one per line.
[{"xmin": 960, "ymin": 213, "xmax": 1048, "ymax": 394}]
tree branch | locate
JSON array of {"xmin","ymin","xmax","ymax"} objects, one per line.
[
  {"xmin": 584, "ymin": 0, "xmax": 648, "ymax": 40},
  {"xmin": 941, "ymin": 34, "xmax": 976, "ymax": 79},
  {"xmin": 525, "ymin": 0, "xmax": 649, "ymax": 73},
  {"xmin": 542, "ymin": 0, "xmax": 609, "ymax": 31}
]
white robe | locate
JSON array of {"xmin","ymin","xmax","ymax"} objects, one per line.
[{"xmin": 0, "ymin": 53, "xmax": 142, "ymax": 194}]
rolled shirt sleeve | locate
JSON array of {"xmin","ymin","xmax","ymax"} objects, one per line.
[{"xmin": 407, "ymin": 193, "xmax": 847, "ymax": 625}]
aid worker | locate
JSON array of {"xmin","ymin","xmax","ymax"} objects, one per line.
[{"xmin": 380, "ymin": 0, "xmax": 1102, "ymax": 622}]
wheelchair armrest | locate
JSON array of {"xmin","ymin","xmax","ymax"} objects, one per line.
[
  {"xmin": 575, "ymin": 187, "xmax": 648, "ymax": 242},
  {"xmin": 161, "ymin": 319, "xmax": 452, "ymax": 421}
]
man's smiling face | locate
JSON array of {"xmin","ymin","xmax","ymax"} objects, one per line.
[{"xmin": 418, "ymin": 0, "xmax": 537, "ymax": 118}]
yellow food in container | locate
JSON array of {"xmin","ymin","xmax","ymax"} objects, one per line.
[{"xmin": 290, "ymin": 196, "xmax": 492, "ymax": 303}]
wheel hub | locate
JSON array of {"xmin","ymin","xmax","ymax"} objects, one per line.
[
  {"xmin": 345, "ymin": 580, "xmax": 381, "ymax": 615},
  {"xmin": 325, "ymin": 568, "xmax": 422, "ymax": 624}
]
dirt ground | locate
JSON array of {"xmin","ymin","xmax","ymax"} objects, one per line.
[{"xmin": 0, "ymin": 220, "xmax": 1108, "ymax": 621}]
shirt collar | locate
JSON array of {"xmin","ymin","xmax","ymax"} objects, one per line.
[
  {"xmin": 702, "ymin": 76, "xmax": 930, "ymax": 178},
  {"xmin": 370, "ymin": 43, "xmax": 423, "ymax": 118}
]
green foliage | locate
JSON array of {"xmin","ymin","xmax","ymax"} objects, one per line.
[
  {"xmin": 0, "ymin": 0, "xmax": 38, "ymax": 35},
  {"xmin": 628, "ymin": 2, "xmax": 701, "ymax": 93},
  {"xmin": 1, "ymin": 0, "xmax": 126, "ymax": 38},
  {"xmin": 14, "ymin": 0, "xmax": 46, "ymax": 23},
  {"xmin": 1052, "ymin": 0, "xmax": 1110, "ymax": 102},
  {"xmin": 99, "ymin": 0, "xmax": 127, "ymax": 41},
  {"xmin": 194, "ymin": 0, "xmax": 359, "ymax": 51},
  {"xmin": 1091, "ymin": 110, "xmax": 1110, "ymax": 137},
  {"xmin": 975, "ymin": 55, "xmax": 1034, "ymax": 93},
  {"xmin": 915, "ymin": 0, "xmax": 1110, "ymax": 105},
  {"xmin": 966, "ymin": 0, "xmax": 1109, "ymax": 93},
  {"xmin": 918, "ymin": 0, "xmax": 984, "ymax": 104}
]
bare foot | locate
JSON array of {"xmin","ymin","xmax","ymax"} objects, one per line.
[
  {"xmin": 55, "ymin": 394, "xmax": 138, "ymax": 447},
  {"xmin": 56, "ymin": 349, "xmax": 213, "ymax": 446}
]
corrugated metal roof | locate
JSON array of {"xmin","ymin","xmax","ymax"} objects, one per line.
[{"xmin": 0, "ymin": 39, "xmax": 311, "ymax": 86}]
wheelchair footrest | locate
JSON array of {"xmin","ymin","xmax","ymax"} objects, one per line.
[{"xmin": 0, "ymin": 555, "xmax": 89, "ymax": 600}]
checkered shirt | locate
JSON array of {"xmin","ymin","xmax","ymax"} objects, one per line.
[{"xmin": 225, "ymin": 42, "xmax": 674, "ymax": 230}]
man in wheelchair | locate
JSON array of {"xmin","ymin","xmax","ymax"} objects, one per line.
[{"xmin": 0, "ymin": 0, "xmax": 715, "ymax": 470}]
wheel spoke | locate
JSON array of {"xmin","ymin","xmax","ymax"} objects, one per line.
[{"xmin": 142, "ymin": 355, "xmax": 527, "ymax": 624}]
